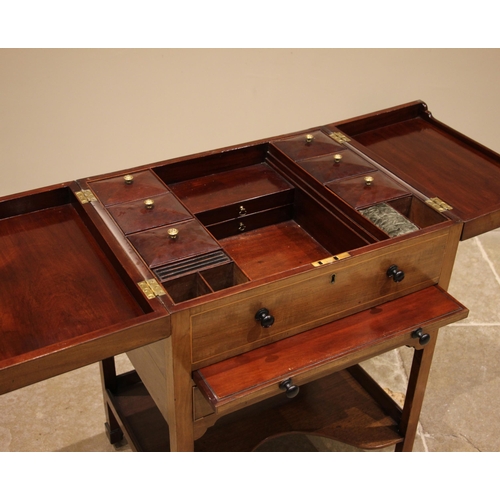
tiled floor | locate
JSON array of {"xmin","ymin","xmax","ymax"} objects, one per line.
[{"xmin": 1, "ymin": 229, "xmax": 499, "ymax": 452}]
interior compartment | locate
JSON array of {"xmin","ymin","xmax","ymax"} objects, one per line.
[
  {"xmin": 162, "ymin": 273, "xmax": 212, "ymax": 303},
  {"xmin": 162, "ymin": 262, "xmax": 249, "ymax": 304},
  {"xmin": 358, "ymin": 196, "xmax": 448, "ymax": 238},
  {"xmin": 0, "ymin": 185, "xmax": 159, "ymax": 365},
  {"xmin": 200, "ymin": 262, "xmax": 249, "ymax": 291},
  {"xmin": 217, "ymin": 189, "xmax": 368, "ymax": 281}
]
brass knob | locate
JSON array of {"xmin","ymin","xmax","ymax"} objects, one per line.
[
  {"xmin": 167, "ymin": 228, "xmax": 179, "ymax": 240},
  {"xmin": 238, "ymin": 222, "xmax": 246, "ymax": 232},
  {"xmin": 239, "ymin": 205, "xmax": 247, "ymax": 216},
  {"xmin": 364, "ymin": 176, "xmax": 374, "ymax": 186},
  {"xmin": 124, "ymin": 175, "xmax": 134, "ymax": 185},
  {"xmin": 334, "ymin": 154, "xmax": 343, "ymax": 163},
  {"xmin": 305, "ymin": 134, "xmax": 314, "ymax": 144},
  {"xmin": 144, "ymin": 199, "xmax": 155, "ymax": 209}
]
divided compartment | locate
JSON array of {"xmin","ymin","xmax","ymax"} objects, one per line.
[
  {"xmin": 154, "ymin": 143, "xmax": 373, "ymax": 282},
  {"xmin": 162, "ymin": 262, "xmax": 249, "ymax": 304},
  {"xmin": 359, "ymin": 196, "xmax": 449, "ymax": 238}
]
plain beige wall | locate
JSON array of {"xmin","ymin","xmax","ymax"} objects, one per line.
[{"xmin": 1, "ymin": 48, "xmax": 499, "ymax": 197}]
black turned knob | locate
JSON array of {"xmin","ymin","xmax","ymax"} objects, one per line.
[
  {"xmin": 279, "ymin": 378, "xmax": 300, "ymax": 398},
  {"xmin": 255, "ymin": 308, "xmax": 275, "ymax": 328},
  {"xmin": 387, "ymin": 265, "xmax": 405, "ymax": 282},
  {"xmin": 411, "ymin": 327, "xmax": 431, "ymax": 346}
]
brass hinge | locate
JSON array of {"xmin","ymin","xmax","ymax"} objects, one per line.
[
  {"xmin": 329, "ymin": 131, "xmax": 351, "ymax": 144},
  {"xmin": 312, "ymin": 252, "xmax": 351, "ymax": 267},
  {"xmin": 425, "ymin": 197, "xmax": 453, "ymax": 213},
  {"xmin": 75, "ymin": 189, "xmax": 97, "ymax": 204},
  {"xmin": 138, "ymin": 279, "xmax": 166, "ymax": 299}
]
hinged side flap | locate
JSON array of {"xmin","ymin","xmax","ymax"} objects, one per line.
[{"xmin": 328, "ymin": 101, "xmax": 500, "ymax": 240}]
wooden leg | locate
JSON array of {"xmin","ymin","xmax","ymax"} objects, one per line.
[
  {"xmin": 99, "ymin": 357, "xmax": 124, "ymax": 445},
  {"xmin": 395, "ymin": 328, "xmax": 439, "ymax": 452},
  {"xmin": 165, "ymin": 311, "xmax": 195, "ymax": 452}
]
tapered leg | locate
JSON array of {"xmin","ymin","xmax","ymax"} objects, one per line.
[{"xmin": 396, "ymin": 328, "xmax": 439, "ymax": 452}]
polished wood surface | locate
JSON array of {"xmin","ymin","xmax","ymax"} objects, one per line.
[
  {"xmin": 170, "ymin": 163, "xmax": 293, "ymax": 214},
  {"xmin": 0, "ymin": 203, "xmax": 143, "ymax": 361},
  {"xmin": 297, "ymin": 150, "xmax": 376, "ymax": 183},
  {"xmin": 91, "ymin": 170, "xmax": 168, "ymax": 206},
  {"xmin": 107, "ymin": 192, "xmax": 192, "ymax": 235},
  {"xmin": 128, "ymin": 219, "xmax": 221, "ymax": 268},
  {"xmin": 326, "ymin": 171, "xmax": 410, "ymax": 209},
  {"xmin": 331, "ymin": 100, "xmax": 500, "ymax": 239},
  {"xmin": 194, "ymin": 286, "xmax": 467, "ymax": 410},
  {"xmin": 2, "ymin": 101, "xmax": 497, "ymax": 452},
  {"xmin": 273, "ymin": 130, "xmax": 343, "ymax": 160}
]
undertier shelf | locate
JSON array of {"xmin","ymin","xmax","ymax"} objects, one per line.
[{"xmin": 105, "ymin": 367, "xmax": 403, "ymax": 452}]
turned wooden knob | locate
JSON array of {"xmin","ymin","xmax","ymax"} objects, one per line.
[
  {"xmin": 255, "ymin": 308, "xmax": 275, "ymax": 328},
  {"xmin": 386, "ymin": 265, "xmax": 405, "ymax": 282},
  {"xmin": 279, "ymin": 378, "xmax": 299, "ymax": 398},
  {"xmin": 411, "ymin": 327, "xmax": 431, "ymax": 346}
]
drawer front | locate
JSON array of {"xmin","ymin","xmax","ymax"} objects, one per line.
[
  {"xmin": 196, "ymin": 190, "xmax": 294, "ymax": 226},
  {"xmin": 107, "ymin": 192, "xmax": 192, "ymax": 234},
  {"xmin": 326, "ymin": 171, "xmax": 410, "ymax": 208},
  {"xmin": 206, "ymin": 205, "xmax": 293, "ymax": 239},
  {"xmin": 90, "ymin": 170, "xmax": 168, "ymax": 206},
  {"xmin": 191, "ymin": 230, "xmax": 450, "ymax": 366},
  {"xmin": 193, "ymin": 286, "xmax": 468, "ymax": 415}
]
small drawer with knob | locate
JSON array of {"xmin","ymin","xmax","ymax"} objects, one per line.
[
  {"xmin": 107, "ymin": 192, "xmax": 193, "ymax": 234},
  {"xmin": 89, "ymin": 170, "xmax": 169, "ymax": 206},
  {"xmin": 192, "ymin": 286, "xmax": 468, "ymax": 416},
  {"xmin": 190, "ymin": 226, "xmax": 451, "ymax": 367},
  {"xmin": 325, "ymin": 171, "xmax": 410, "ymax": 209},
  {"xmin": 296, "ymin": 150, "xmax": 377, "ymax": 184}
]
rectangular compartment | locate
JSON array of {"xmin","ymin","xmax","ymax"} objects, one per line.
[
  {"xmin": 161, "ymin": 262, "xmax": 249, "ymax": 304},
  {"xmin": 0, "ymin": 183, "xmax": 170, "ymax": 394},
  {"xmin": 329, "ymin": 100, "xmax": 500, "ymax": 239}
]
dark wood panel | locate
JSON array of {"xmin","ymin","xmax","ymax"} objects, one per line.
[
  {"xmin": 128, "ymin": 219, "xmax": 221, "ymax": 268},
  {"xmin": 170, "ymin": 163, "xmax": 293, "ymax": 214},
  {"xmin": 107, "ymin": 192, "xmax": 192, "ymax": 235},
  {"xmin": 273, "ymin": 130, "xmax": 343, "ymax": 160},
  {"xmin": 334, "ymin": 106, "xmax": 500, "ymax": 239},
  {"xmin": 90, "ymin": 170, "xmax": 168, "ymax": 206},
  {"xmin": 297, "ymin": 150, "xmax": 376, "ymax": 183},
  {"xmin": 326, "ymin": 171, "xmax": 410, "ymax": 209},
  {"xmin": 219, "ymin": 220, "xmax": 330, "ymax": 280},
  {"xmin": 0, "ymin": 204, "xmax": 145, "ymax": 361}
]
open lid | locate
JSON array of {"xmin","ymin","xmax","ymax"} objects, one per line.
[
  {"xmin": 0, "ymin": 182, "xmax": 170, "ymax": 395},
  {"xmin": 328, "ymin": 101, "xmax": 500, "ymax": 240}
]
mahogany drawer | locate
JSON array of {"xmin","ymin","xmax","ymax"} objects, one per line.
[
  {"xmin": 107, "ymin": 192, "xmax": 192, "ymax": 234},
  {"xmin": 326, "ymin": 171, "xmax": 410, "ymax": 208},
  {"xmin": 128, "ymin": 219, "xmax": 221, "ymax": 268},
  {"xmin": 90, "ymin": 170, "xmax": 168, "ymax": 206},
  {"xmin": 196, "ymin": 189, "xmax": 294, "ymax": 226},
  {"xmin": 296, "ymin": 149, "xmax": 377, "ymax": 183},
  {"xmin": 273, "ymin": 130, "xmax": 343, "ymax": 160},
  {"xmin": 205, "ymin": 204, "xmax": 293, "ymax": 239},
  {"xmin": 193, "ymin": 286, "xmax": 468, "ymax": 415},
  {"xmin": 190, "ymin": 228, "xmax": 450, "ymax": 366}
]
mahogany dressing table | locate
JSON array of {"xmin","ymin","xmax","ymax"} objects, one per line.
[{"xmin": 1, "ymin": 101, "xmax": 499, "ymax": 451}]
